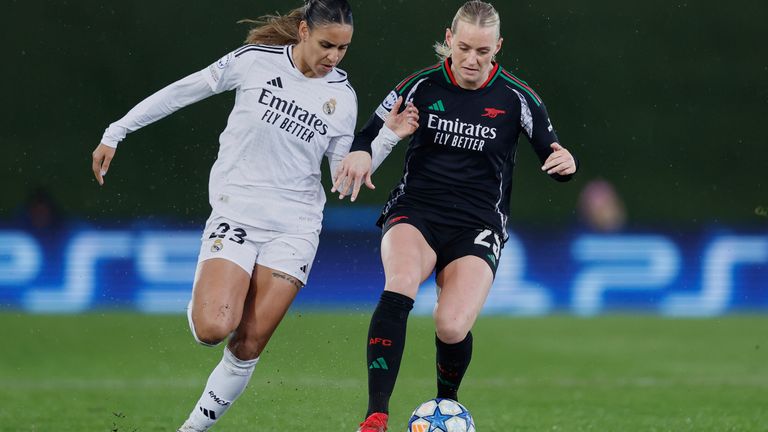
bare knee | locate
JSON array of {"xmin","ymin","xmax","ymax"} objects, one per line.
[
  {"xmin": 434, "ymin": 315, "xmax": 472, "ymax": 344},
  {"xmin": 384, "ymin": 272, "xmax": 421, "ymax": 297},
  {"xmin": 191, "ymin": 314, "xmax": 236, "ymax": 346}
]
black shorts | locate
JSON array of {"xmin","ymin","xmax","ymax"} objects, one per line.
[{"xmin": 380, "ymin": 208, "xmax": 503, "ymax": 277}]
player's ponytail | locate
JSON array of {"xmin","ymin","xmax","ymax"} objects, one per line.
[
  {"xmin": 434, "ymin": 1, "xmax": 501, "ymax": 60},
  {"xmin": 240, "ymin": 0, "xmax": 353, "ymax": 46}
]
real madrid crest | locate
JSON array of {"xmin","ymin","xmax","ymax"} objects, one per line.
[
  {"xmin": 211, "ymin": 239, "xmax": 224, "ymax": 253},
  {"xmin": 323, "ymin": 98, "xmax": 337, "ymax": 115}
]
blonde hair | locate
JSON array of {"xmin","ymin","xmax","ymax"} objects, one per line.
[
  {"xmin": 240, "ymin": 0, "xmax": 353, "ymax": 46},
  {"xmin": 434, "ymin": 1, "xmax": 501, "ymax": 60}
]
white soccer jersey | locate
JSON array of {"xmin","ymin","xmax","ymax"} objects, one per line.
[{"xmin": 102, "ymin": 44, "xmax": 358, "ymax": 234}]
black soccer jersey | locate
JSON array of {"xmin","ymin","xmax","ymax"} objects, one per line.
[{"xmin": 352, "ymin": 59, "xmax": 576, "ymax": 236}]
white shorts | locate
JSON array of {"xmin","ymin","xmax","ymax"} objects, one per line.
[{"xmin": 197, "ymin": 210, "xmax": 319, "ymax": 285}]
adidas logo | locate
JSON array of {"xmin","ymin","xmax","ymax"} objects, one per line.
[
  {"xmin": 300, "ymin": 264, "xmax": 308, "ymax": 274},
  {"xmin": 427, "ymin": 100, "xmax": 445, "ymax": 112},
  {"xmin": 267, "ymin": 76, "xmax": 283, "ymax": 88},
  {"xmin": 486, "ymin": 253, "xmax": 497, "ymax": 266},
  {"xmin": 369, "ymin": 357, "xmax": 389, "ymax": 370},
  {"xmin": 199, "ymin": 406, "xmax": 217, "ymax": 420}
]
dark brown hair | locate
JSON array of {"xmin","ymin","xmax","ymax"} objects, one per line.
[{"xmin": 240, "ymin": 0, "xmax": 353, "ymax": 46}]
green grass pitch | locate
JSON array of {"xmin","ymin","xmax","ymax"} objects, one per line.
[{"xmin": 0, "ymin": 312, "xmax": 766, "ymax": 431}]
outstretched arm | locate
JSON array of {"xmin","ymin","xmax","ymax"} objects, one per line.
[
  {"xmin": 99, "ymin": 71, "xmax": 215, "ymax": 148},
  {"xmin": 91, "ymin": 49, "xmax": 254, "ymax": 186},
  {"xmin": 92, "ymin": 71, "xmax": 215, "ymax": 185}
]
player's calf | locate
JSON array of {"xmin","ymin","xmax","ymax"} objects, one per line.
[
  {"xmin": 435, "ymin": 332, "xmax": 473, "ymax": 401},
  {"xmin": 178, "ymin": 347, "xmax": 259, "ymax": 431}
]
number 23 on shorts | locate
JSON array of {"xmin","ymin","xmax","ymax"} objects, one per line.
[
  {"xmin": 208, "ymin": 222, "xmax": 248, "ymax": 245},
  {"xmin": 474, "ymin": 229, "xmax": 501, "ymax": 262}
]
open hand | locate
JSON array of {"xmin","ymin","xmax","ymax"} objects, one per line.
[{"xmin": 385, "ymin": 96, "xmax": 419, "ymax": 138}]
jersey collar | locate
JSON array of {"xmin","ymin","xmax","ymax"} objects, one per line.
[
  {"xmin": 286, "ymin": 44, "xmax": 298, "ymax": 70},
  {"xmin": 442, "ymin": 58, "xmax": 500, "ymax": 90}
]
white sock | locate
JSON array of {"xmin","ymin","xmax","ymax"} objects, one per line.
[{"xmin": 180, "ymin": 347, "xmax": 258, "ymax": 431}]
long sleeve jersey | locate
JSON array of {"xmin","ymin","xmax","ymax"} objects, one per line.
[
  {"xmin": 102, "ymin": 44, "xmax": 358, "ymax": 234},
  {"xmin": 351, "ymin": 59, "xmax": 576, "ymax": 236}
]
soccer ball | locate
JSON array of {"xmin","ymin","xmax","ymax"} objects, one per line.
[{"xmin": 407, "ymin": 398, "xmax": 476, "ymax": 432}]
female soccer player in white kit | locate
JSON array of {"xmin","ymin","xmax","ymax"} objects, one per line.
[{"xmin": 90, "ymin": 1, "xmax": 417, "ymax": 430}]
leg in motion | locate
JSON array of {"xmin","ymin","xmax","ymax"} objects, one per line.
[
  {"xmin": 433, "ymin": 255, "xmax": 494, "ymax": 401},
  {"xmin": 359, "ymin": 223, "xmax": 435, "ymax": 431},
  {"xmin": 180, "ymin": 263, "xmax": 300, "ymax": 431}
]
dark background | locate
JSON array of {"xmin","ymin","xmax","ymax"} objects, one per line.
[{"xmin": 3, "ymin": 0, "xmax": 766, "ymax": 227}]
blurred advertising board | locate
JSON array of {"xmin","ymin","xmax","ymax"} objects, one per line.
[{"xmin": 1, "ymin": 221, "xmax": 765, "ymax": 316}]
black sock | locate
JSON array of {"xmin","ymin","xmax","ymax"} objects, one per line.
[
  {"xmin": 436, "ymin": 331, "xmax": 473, "ymax": 401},
  {"xmin": 366, "ymin": 291, "xmax": 414, "ymax": 416}
]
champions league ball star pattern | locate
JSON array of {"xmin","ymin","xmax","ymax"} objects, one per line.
[{"xmin": 407, "ymin": 398, "xmax": 476, "ymax": 432}]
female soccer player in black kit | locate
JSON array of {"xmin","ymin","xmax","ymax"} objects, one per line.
[{"xmin": 333, "ymin": 1, "xmax": 578, "ymax": 430}]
